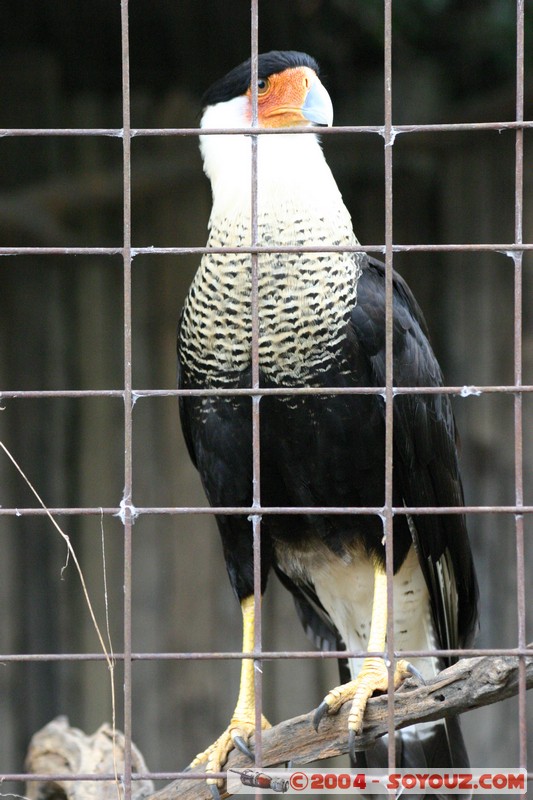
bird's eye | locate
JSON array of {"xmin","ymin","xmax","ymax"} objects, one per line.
[{"xmin": 257, "ymin": 78, "xmax": 270, "ymax": 95}]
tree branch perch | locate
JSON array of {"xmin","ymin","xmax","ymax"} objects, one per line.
[
  {"xmin": 25, "ymin": 649, "xmax": 532, "ymax": 800},
  {"xmin": 153, "ymin": 650, "xmax": 533, "ymax": 800}
]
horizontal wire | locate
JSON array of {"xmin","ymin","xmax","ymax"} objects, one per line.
[
  {"xmin": 0, "ymin": 771, "xmax": 227, "ymax": 783},
  {"xmin": 1, "ymin": 770, "xmax": 531, "ymax": 784},
  {"xmin": 0, "ymin": 504, "xmax": 531, "ymax": 516},
  {"xmin": 1, "ymin": 243, "xmax": 532, "ymax": 257},
  {"xmin": 3, "ymin": 770, "xmax": 531, "ymax": 785},
  {"xmin": 0, "ymin": 119, "xmax": 532, "ymax": 138},
  {"xmin": 1, "ymin": 647, "xmax": 531, "ymax": 662},
  {"xmin": 1, "ymin": 384, "xmax": 533, "ymax": 400}
]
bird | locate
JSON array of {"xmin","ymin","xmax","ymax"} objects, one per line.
[{"xmin": 177, "ymin": 50, "xmax": 479, "ymax": 798}]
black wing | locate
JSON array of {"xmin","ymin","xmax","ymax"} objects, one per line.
[{"xmin": 349, "ymin": 257, "xmax": 478, "ymax": 659}]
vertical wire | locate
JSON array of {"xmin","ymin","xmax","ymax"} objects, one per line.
[
  {"xmin": 383, "ymin": 0, "xmax": 397, "ymax": 771},
  {"xmin": 513, "ymin": 0, "xmax": 527, "ymax": 786},
  {"xmin": 120, "ymin": 1, "xmax": 133, "ymax": 797},
  {"xmin": 249, "ymin": 0, "xmax": 264, "ymax": 774}
]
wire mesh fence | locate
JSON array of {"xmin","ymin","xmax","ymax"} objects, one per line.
[{"xmin": 0, "ymin": 1, "xmax": 531, "ymax": 798}]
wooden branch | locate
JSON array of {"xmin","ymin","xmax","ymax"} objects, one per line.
[
  {"xmin": 156, "ymin": 649, "xmax": 533, "ymax": 800},
  {"xmin": 24, "ymin": 650, "xmax": 532, "ymax": 800}
]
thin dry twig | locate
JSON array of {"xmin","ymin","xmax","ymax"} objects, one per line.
[{"xmin": 0, "ymin": 440, "xmax": 122, "ymax": 800}]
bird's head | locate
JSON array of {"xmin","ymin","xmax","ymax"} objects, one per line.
[
  {"xmin": 199, "ymin": 51, "xmax": 338, "ymax": 219},
  {"xmin": 200, "ymin": 50, "xmax": 333, "ymax": 130}
]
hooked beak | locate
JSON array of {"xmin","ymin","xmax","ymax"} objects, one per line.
[{"xmin": 301, "ymin": 77, "xmax": 333, "ymax": 127}]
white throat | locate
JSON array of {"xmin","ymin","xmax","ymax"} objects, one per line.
[{"xmin": 200, "ymin": 100, "xmax": 346, "ymax": 228}]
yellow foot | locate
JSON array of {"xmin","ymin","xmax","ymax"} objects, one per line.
[
  {"xmin": 188, "ymin": 715, "xmax": 271, "ymax": 799},
  {"xmin": 313, "ymin": 657, "xmax": 417, "ymax": 737}
]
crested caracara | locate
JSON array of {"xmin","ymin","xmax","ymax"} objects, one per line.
[{"xmin": 177, "ymin": 50, "xmax": 478, "ymax": 799}]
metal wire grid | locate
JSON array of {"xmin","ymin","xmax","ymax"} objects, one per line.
[{"xmin": 0, "ymin": 0, "xmax": 531, "ymax": 795}]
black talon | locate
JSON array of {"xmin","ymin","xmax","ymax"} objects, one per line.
[
  {"xmin": 405, "ymin": 662, "xmax": 426, "ymax": 685},
  {"xmin": 208, "ymin": 783, "xmax": 221, "ymax": 800},
  {"xmin": 233, "ymin": 734, "xmax": 254, "ymax": 760},
  {"xmin": 348, "ymin": 729, "xmax": 359, "ymax": 762},
  {"xmin": 313, "ymin": 700, "xmax": 330, "ymax": 732}
]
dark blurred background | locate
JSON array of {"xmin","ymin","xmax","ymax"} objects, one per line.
[{"xmin": 0, "ymin": 0, "xmax": 531, "ymax": 785}]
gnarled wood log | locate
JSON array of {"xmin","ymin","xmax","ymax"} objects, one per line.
[{"xmin": 25, "ymin": 716, "xmax": 154, "ymax": 800}]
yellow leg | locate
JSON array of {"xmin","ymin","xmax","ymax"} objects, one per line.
[
  {"xmin": 189, "ymin": 595, "xmax": 271, "ymax": 791},
  {"xmin": 314, "ymin": 562, "xmax": 412, "ymax": 736},
  {"xmin": 231, "ymin": 595, "xmax": 256, "ymax": 724}
]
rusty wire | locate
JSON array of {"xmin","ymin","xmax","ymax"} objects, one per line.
[
  {"xmin": 1, "ymin": 0, "xmax": 531, "ymax": 796},
  {"xmin": 1, "ymin": 119, "xmax": 533, "ymax": 137},
  {"xmin": 2, "ymin": 243, "xmax": 533, "ymax": 258},
  {"xmin": 513, "ymin": 0, "xmax": 527, "ymax": 779},
  {"xmin": 249, "ymin": 0, "xmax": 265, "ymax": 780},
  {"xmin": 121, "ymin": 0, "xmax": 134, "ymax": 794},
  {"xmin": 1, "ymin": 503, "xmax": 533, "ymax": 518},
  {"xmin": 0, "ymin": 646, "xmax": 532, "ymax": 663}
]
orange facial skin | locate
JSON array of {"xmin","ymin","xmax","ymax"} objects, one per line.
[{"xmin": 245, "ymin": 66, "xmax": 316, "ymax": 127}]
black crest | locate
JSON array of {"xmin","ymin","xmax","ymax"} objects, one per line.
[{"xmin": 201, "ymin": 50, "xmax": 319, "ymax": 108}]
